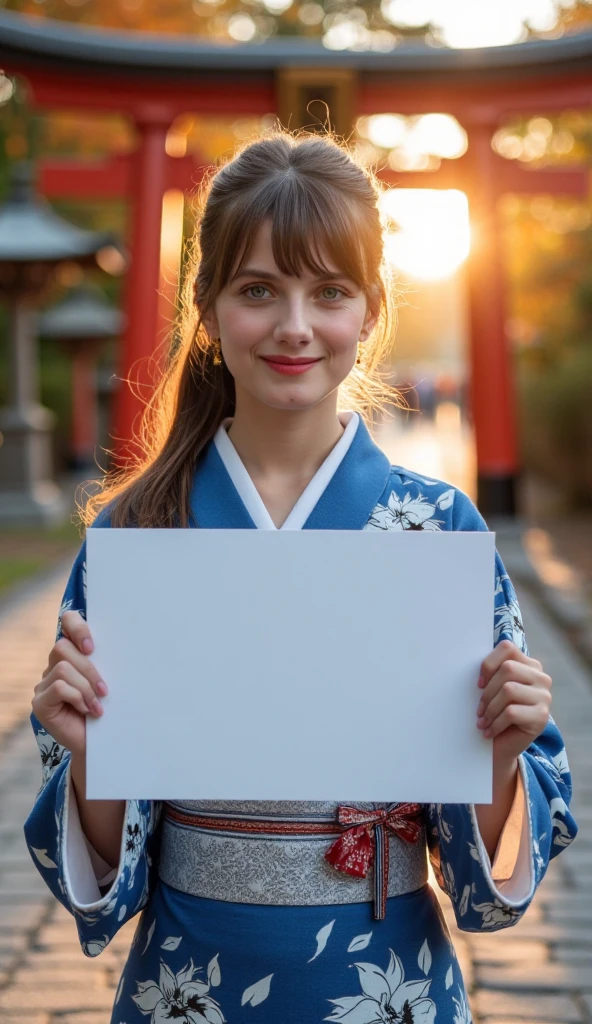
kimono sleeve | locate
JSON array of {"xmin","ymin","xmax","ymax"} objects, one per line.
[
  {"xmin": 23, "ymin": 537, "xmax": 163, "ymax": 957},
  {"xmin": 424, "ymin": 490, "xmax": 578, "ymax": 933}
]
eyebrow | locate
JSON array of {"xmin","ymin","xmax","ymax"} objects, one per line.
[{"xmin": 232, "ymin": 267, "xmax": 353, "ymax": 282}]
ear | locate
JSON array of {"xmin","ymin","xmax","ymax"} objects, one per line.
[
  {"xmin": 200, "ymin": 306, "xmax": 220, "ymax": 339},
  {"xmin": 358, "ymin": 286, "xmax": 381, "ymax": 344},
  {"xmin": 359, "ymin": 308, "xmax": 379, "ymax": 344}
]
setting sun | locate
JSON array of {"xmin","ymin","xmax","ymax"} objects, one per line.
[{"xmin": 381, "ymin": 189, "xmax": 471, "ymax": 281}]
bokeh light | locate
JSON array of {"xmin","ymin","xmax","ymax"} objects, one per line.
[
  {"xmin": 380, "ymin": 0, "xmax": 433, "ymax": 28},
  {"xmin": 323, "ymin": 16, "xmax": 371, "ymax": 50},
  {"xmin": 262, "ymin": 0, "xmax": 293, "ymax": 14},
  {"xmin": 492, "ymin": 115, "xmax": 578, "ymax": 164},
  {"xmin": 298, "ymin": 2, "xmax": 324, "ymax": 23},
  {"xmin": 357, "ymin": 113, "xmax": 467, "ymax": 170},
  {"xmin": 322, "ymin": 10, "xmax": 398, "ymax": 51},
  {"xmin": 365, "ymin": 114, "xmax": 407, "ymax": 149},
  {"xmin": 0, "ymin": 74, "xmax": 14, "ymax": 106},
  {"xmin": 410, "ymin": 114, "xmax": 468, "ymax": 160},
  {"xmin": 227, "ymin": 12, "xmax": 257, "ymax": 40}
]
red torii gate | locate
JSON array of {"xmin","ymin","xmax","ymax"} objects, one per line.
[{"xmin": 1, "ymin": 10, "xmax": 591, "ymax": 515}]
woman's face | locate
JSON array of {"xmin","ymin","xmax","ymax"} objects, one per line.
[{"xmin": 205, "ymin": 219, "xmax": 377, "ymax": 414}]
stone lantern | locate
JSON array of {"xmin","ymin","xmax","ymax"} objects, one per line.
[
  {"xmin": 0, "ymin": 161, "xmax": 115, "ymax": 524},
  {"xmin": 38, "ymin": 284, "xmax": 125, "ymax": 476}
]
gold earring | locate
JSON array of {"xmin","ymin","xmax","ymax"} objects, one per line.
[
  {"xmin": 213, "ymin": 338, "xmax": 222, "ymax": 366},
  {"xmin": 356, "ymin": 343, "xmax": 362, "ymax": 365}
]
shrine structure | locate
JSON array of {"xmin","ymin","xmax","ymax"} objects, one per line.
[{"xmin": 1, "ymin": 9, "xmax": 591, "ymax": 514}]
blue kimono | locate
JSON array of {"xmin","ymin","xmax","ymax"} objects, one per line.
[{"xmin": 24, "ymin": 413, "xmax": 577, "ymax": 1024}]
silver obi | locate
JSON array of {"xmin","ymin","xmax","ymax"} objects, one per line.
[{"xmin": 158, "ymin": 800, "xmax": 428, "ymax": 906}]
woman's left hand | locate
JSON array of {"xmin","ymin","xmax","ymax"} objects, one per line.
[{"xmin": 476, "ymin": 639, "xmax": 552, "ymax": 765}]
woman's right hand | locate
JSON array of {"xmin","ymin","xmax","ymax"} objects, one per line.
[{"xmin": 32, "ymin": 610, "xmax": 108, "ymax": 756}]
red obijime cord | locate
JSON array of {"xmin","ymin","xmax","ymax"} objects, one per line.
[{"xmin": 324, "ymin": 803, "xmax": 423, "ymax": 920}]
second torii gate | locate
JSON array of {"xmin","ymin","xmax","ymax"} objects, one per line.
[{"xmin": 1, "ymin": 10, "xmax": 591, "ymax": 515}]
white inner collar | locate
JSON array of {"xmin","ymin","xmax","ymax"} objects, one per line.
[{"xmin": 213, "ymin": 412, "xmax": 360, "ymax": 530}]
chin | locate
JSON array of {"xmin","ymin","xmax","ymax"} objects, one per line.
[
  {"xmin": 261, "ymin": 392, "xmax": 326, "ymax": 412},
  {"xmin": 246, "ymin": 377, "xmax": 335, "ymax": 412}
]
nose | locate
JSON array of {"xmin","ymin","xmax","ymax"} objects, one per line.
[{"xmin": 273, "ymin": 295, "xmax": 314, "ymax": 347}]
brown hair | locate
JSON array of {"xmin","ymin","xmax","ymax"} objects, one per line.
[{"xmin": 81, "ymin": 130, "xmax": 400, "ymax": 530}]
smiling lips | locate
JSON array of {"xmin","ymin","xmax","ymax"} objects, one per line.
[{"xmin": 261, "ymin": 356, "xmax": 322, "ymax": 376}]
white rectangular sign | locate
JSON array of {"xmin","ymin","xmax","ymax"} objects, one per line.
[{"xmin": 86, "ymin": 529, "xmax": 495, "ymax": 802}]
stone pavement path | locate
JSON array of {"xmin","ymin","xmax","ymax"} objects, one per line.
[{"xmin": 0, "ymin": 558, "xmax": 591, "ymax": 1023}]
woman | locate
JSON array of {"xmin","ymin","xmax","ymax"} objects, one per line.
[{"xmin": 26, "ymin": 132, "xmax": 577, "ymax": 1024}]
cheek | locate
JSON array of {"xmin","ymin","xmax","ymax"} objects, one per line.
[
  {"xmin": 320, "ymin": 309, "xmax": 365, "ymax": 353},
  {"xmin": 218, "ymin": 307, "xmax": 270, "ymax": 363}
]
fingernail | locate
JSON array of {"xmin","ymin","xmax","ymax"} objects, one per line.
[
  {"xmin": 477, "ymin": 701, "xmax": 484, "ymax": 715},
  {"xmin": 82, "ymin": 638, "xmax": 93, "ymax": 654},
  {"xmin": 483, "ymin": 728, "xmax": 492, "ymax": 738},
  {"xmin": 91, "ymin": 698, "xmax": 103, "ymax": 716},
  {"xmin": 96, "ymin": 680, "xmax": 108, "ymax": 697},
  {"xmin": 478, "ymin": 675, "xmax": 485, "ymax": 688}
]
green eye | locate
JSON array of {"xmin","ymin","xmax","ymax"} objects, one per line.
[
  {"xmin": 248, "ymin": 285, "xmax": 269, "ymax": 299},
  {"xmin": 322, "ymin": 287, "xmax": 342, "ymax": 300}
]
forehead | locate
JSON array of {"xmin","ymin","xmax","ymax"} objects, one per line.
[{"xmin": 236, "ymin": 218, "xmax": 342, "ymax": 279}]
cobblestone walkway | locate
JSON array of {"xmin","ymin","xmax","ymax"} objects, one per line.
[{"xmin": 0, "ymin": 555, "xmax": 590, "ymax": 1023}]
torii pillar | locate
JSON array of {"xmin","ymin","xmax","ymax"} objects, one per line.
[
  {"xmin": 113, "ymin": 107, "xmax": 172, "ymax": 459},
  {"xmin": 465, "ymin": 119, "xmax": 519, "ymax": 517}
]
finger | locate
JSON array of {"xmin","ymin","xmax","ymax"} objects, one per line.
[
  {"xmin": 484, "ymin": 701, "xmax": 551, "ymax": 740},
  {"xmin": 33, "ymin": 678, "xmax": 91, "ymax": 721},
  {"xmin": 60, "ymin": 610, "xmax": 94, "ymax": 656},
  {"xmin": 47, "ymin": 636, "xmax": 107, "ymax": 697},
  {"xmin": 478, "ymin": 679, "xmax": 549, "ymax": 730},
  {"xmin": 479, "ymin": 640, "xmax": 535, "ymax": 688},
  {"xmin": 39, "ymin": 661, "xmax": 103, "ymax": 716},
  {"xmin": 477, "ymin": 660, "xmax": 547, "ymax": 716}
]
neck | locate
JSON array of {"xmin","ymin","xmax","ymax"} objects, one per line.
[{"xmin": 227, "ymin": 390, "xmax": 345, "ymax": 482}]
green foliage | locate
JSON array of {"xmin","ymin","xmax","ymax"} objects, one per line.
[
  {"xmin": 0, "ymin": 557, "xmax": 46, "ymax": 591},
  {"xmin": 518, "ymin": 346, "xmax": 592, "ymax": 506},
  {"xmin": 39, "ymin": 340, "xmax": 73, "ymax": 469},
  {"xmin": 515, "ymin": 218, "xmax": 592, "ymax": 507},
  {"xmin": 0, "ymin": 519, "xmax": 81, "ymax": 593}
]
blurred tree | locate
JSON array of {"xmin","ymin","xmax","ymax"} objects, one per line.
[
  {"xmin": 3, "ymin": 0, "xmax": 592, "ymax": 46},
  {"xmin": 503, "ymin": 186, "xmax": 592, "ymax": 506}
]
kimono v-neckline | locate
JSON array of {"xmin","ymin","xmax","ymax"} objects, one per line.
[
  {"xmin": 189, "ymin": 412, "xmax": 392, "ymax": 532},
  {"xmin": 212, "ymin": 413, "xmax": 359, "ymax": 530}
]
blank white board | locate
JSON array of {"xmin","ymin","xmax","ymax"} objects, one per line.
[{"xmin": 86, "ymin": 529, "xmax": 495, "ymax": 802}]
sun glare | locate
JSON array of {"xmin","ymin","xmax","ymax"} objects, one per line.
[
  {"xmin": 381, "ymin": 189, "xmax": 471, "ymax": 281},
  {"xmin": 380, "ymin": 0, "xmax": 581, "ymax": 48}
]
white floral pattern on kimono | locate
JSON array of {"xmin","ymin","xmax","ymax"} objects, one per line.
[
  {"xmin": 494, "ymin": 573, "xmax": 527, "ymax": 653},
  {"xmin": 36, "ymin": 727, "xmax": 68, "ymax": 788},
  {"xmin": 452, "ymin": 989, "xmax": 472, "ymax": 1024},
  {"xmin": 364, "ymin": 488, "xmax": 453, "ymax": 532},
  {"xmin": 326, "ymin": 948, "xmax": 437, "ymax": 1023},
  {"xmin": 132, "ymin": 956, "xmax": 225, "ymax": 1023}
]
